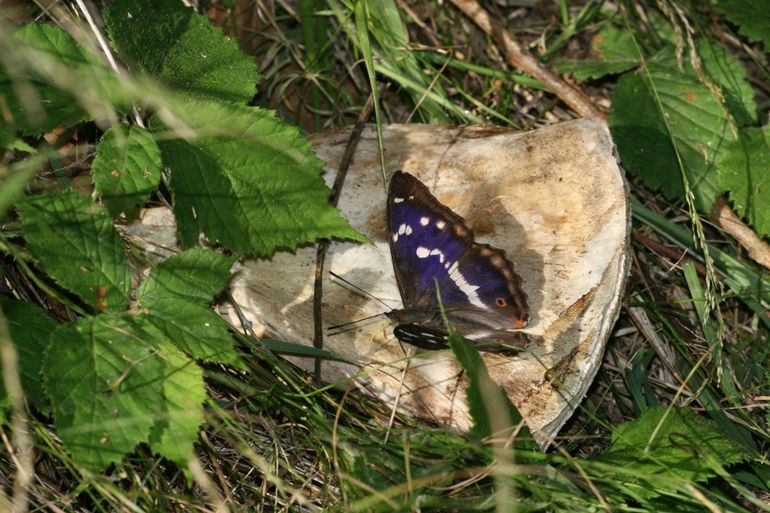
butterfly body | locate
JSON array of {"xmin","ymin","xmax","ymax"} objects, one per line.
[{"xmin": 386, "ymin": 171, "xmax": 529, "ymax": 353}]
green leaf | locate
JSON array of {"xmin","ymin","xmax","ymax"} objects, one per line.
[
  {"xmin": 136, "ymin": 248, "xmax": 236, "ymax": 306},
  {"xmin": 92, "ymin": 126, "xmax": 162, "ymax": 217},
  {"xmin": 717, "ymin": 126, "xmax": 770, "ymax": 236},
  {"xmin": 553, "ymin": 26, "xmax": 640, "ymax": 80},
  {"xmin": 148, "ymin": 338, "xmax": 206, "ymax": 482},
  {"xmin": 0, "ymin": 299, "xmax": 57, "ymax": 411},
  {"xmin": 45, "ymin": 315, "xmax": 165, "ymax": 471},
  {"xmin": 600, "ymin": 407, "xmax": 751, "ymax": 483},
  {"xmin": 0, "ymin": 24, "xmax": 92, "ymax": 134},
  {"xmin": 697, "ymin": 39, "xmax": 757, "ymax": 126},
  {"xmin": 144, "ymin": 301, "xmax": 241, "ymax": 367},
  {"xmin": 104, "ymin": 0, "xmax": 257, "ymax": 104},
  {"xmin": 154, "ymin": 100, "xmax": 368, "ymax": 255},
  {"xmin": 447, "ymin": 330, "xmax": 531, "ymax": 447},
  {"xmin": 17, "ymin": 190, "xmax": 130, "ymax": 311},
  {"xmin": 716, "ymin": 0, "xmax": 770, "ymax": 49},
  {"xmin": 137, "ymin": 249, "xmax": 240, "ymax": 366},
  {"xmin": 610, "ymin": 46, "xmax": 737, "ymax": 211}
]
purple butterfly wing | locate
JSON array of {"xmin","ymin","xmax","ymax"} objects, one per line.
[
  {"xmin": 387, "ymin": 171, "xmax": 469, "ymax": 308},
  {"xmin": 387, "ymin": 171, "xmax": 529, "ymax": 332}
]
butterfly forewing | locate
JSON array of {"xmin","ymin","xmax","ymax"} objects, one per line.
[{"xmin": 387, "ymin": 171, "xmax": 470, "ymax": 308}]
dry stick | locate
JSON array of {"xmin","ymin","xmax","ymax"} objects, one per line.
[
  {"xmin": 313, "ymin": 94, "xmax": 376, "ymax": 382},
  {"xmin": 712, "ymin": 197, "xmax": 770, "ymax": 272},
  {"xmin": 632, "ymin": 230, "xmax": 707, "ymax": 277},
  {"xmin": 448, "ymin": 0, "xmax": 606, "ymax": 120}
]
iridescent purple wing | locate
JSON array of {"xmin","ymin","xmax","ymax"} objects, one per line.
[{"xmin": 386, "ymin": 171, "xmax": 529, "ymax": 348}]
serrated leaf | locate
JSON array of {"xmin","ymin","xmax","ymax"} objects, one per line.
[
  {"xmin": 718, "ymin": 126, "xmax": 770, "ymax": 236},
  {"xmin": 17, "ymin": 190, "xmax": 130, "ymax": 311},
  {"xmin": 92, "ymin": 126, "xmax": 162, "ymax": 217},
  {"xmin": 136, "ymin": 248, "xmax": 236, "ymax": 306},
  {"xmin": 144, "ymin": 300, "xmax": 241, "ymax": 367},
  {"xmin": 610, "ymin": 46, "xmax": 737, "ymax": 210},
  {"xmin": 45, "ymin": 315, "xmax": 165, "ymax": 471},
  {"xmin": 0, "ymin": 24, "xmax": 121, "ymax": 135},
  {"xmin": 553, "ymin": 58, "xmax": 638, "ymax": 81},
  {"xmin": 148, "ymin": 338, "xmax": 205, "ymax": 482},
  {"xmin": 104, "ymin": 0, "xmax": 257, "ymax": 104},
  {"xmin": 553, "ymin": 26, "xmax": 639, "ymax": 80},
  {"xmin": 716, "ymin": 0, "xmax": 770, "ymax": 49},
  {"xmin": 0, "ymin": 24, "xmax": 90, "ymax": 134},
  {"xmin": 0, "ymin": 299, "xmax": 57, "ymax": 411},
  {"xmin": 600, "ymin": 407, "xmax": 751, "ymax": 484},
  {"xmin": 154, "ymin": 100, "xmax": 368, "ymax": 255},
  {"xmin": 697, "ymin": 39, "xmax": 757, "ymax": 126}
]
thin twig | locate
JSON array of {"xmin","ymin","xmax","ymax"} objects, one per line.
[
  {"xmin": 448, "ymin": 0, "xmax": 606, "ymax": 120},
  {"xmin": 313, "ymin": 94, "xmax": 376, "ymax": 382},
  {"xmin": 632, "ymin": 230, "xmax": 707, "ymax": 277}
]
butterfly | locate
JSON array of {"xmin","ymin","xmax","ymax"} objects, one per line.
[{"xmin": 385, "ymin": 171, "xmax": 530, "ymax": 354}]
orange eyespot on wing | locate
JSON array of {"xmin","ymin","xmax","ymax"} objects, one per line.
[{"xmin": 496, "ymin": 297, "xmax": 507, "ymax": 307}]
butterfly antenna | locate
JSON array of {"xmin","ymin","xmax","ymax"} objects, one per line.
[
  {"xmin": 329, "ymin": 271, "xmax": 392, "ymax": 309},
  {"xmin": 327, "ymin": 311, "xmax": 386, "ymax": 332}
]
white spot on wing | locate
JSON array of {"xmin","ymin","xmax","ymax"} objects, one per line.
[
  {"xmin": 447, "ymin": 263, "xmax": 485, "ymax": 308},
  {"xmin": 436, "ymin": 220, "xmax": 446, "ymax": 229},
  {"xmin": 393, "ymin": 197, "xmax": 404, "ymax": 203},
  {"xmin": 416, "ymin": 247, "xmax": 447, "ymax": 263},
  {"xmin": 420, "ymin": 216, "xmax": 429, "ymax": 226},
  {"xmin": 429, "ymin": 248, "xmax": 445, "ymax": 263}
]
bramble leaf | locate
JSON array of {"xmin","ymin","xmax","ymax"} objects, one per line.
[
  {"xmin": 92, "ymin": 126, "xmax": 162, "ymax": 217},
  {"xmin": 717, "ymin": 126, "xmax": 770, "ymax": 236},
  {"xmin": 553, "ymin": 26, "xmax": 640, "ymax": 80},
  {"xmin": 600, "ymin": 407, "xmax": 751, "ymax": 484},
  {"xmin": 45, "ymin": 315, "xmax": 165, "ymax": 471},
  {"xmin": 610, "ymin": 46, "xmax": 741, "ymax": 210},
  {"xmin": 104, "ymin": 0, "xmax": 257, "ymax": 104},
  {"xmin": 148, "ymin": 338, "xmax": 206, "ymax": 482},
  {"xmin": 154, "ymin": 100, "xmax": 368, "ymax": 255},
  {"xmin": 0, "ymin": 24, "xmax": 94, "ymax": 134},
  {"xmin": 697, "ymin": 39, "xmax": 757, "ymax": 126},
  {"xmin": 144, "ymin": 301, "xmax": 241, "ymax": 367},
  {"xmin": 137, "ymin": 248, "xmax": 236, "ymax": 306},
  {"xmin": 137, "ymin": 248, "xmax": 241, "ymax": 367},
  {"xmin": 17, "ymin": 191, "xmax": 130, "ymax": 311},
  {"xmin": 716, "ymin": 0, "xmax": 770, "ymax": 49}
]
